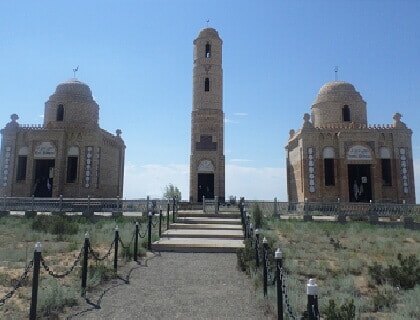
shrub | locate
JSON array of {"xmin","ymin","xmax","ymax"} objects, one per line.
[
  {"xmin": 323, "ymin": 299, "xmax": 356, "ymax": 320},
  {"xmin": 252, "ymin": 204, "xmax": 263, "ymax": 229},
  {"xmin": 373, "ymin": 288, "xmax": 396, "ymax": 311},
  {"xmin": 32, "ymin": 215, "xmax": 79, "ymax": 236},
  {"xmin": 37, "ymin": 278, "xmax": 79, "ymax": 316},
  {"xmin": 236, "ymin": 239, "xmax": 254, "ymax": 275}
]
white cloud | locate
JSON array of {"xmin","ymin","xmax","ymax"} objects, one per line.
[
  {"xmin": 38, "ymin": 114, "xmax": 44, "ymax": 118},
  {"xmin": 234, "ymin": 112, "xmax": 248, "ymax": 116},
  {"xmin": 230, "ymin": 159, "xmax": 252, "ymax": 163},
  {"xmin": 123, "ymin": 162, "xmax": 287, "ymax": 201},
  {"xmin": 224, "ymin": 118, "xmax": 238, "ymax": 124}
]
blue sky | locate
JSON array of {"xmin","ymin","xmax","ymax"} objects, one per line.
[{"xmin": 1, "ymin": 1, "xmax": 419, "ymax": 201}]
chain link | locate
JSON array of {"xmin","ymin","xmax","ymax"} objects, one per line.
[
  {"xmin": 138, "ymin": 224, "xmax": 149, "ymax": 239},
  {"xmin": 40, "ymin": 246, "xmax": 83, "ymax": 279},
  {"xmin": 119, "ymin": 231, "xmax": 136, "ymax": 250},
  {"xmin": 279, "ymin": 266, "xmax": 297, "ymax": 320},
  {"xmin": 89, "ymin": 240, "xmax": 115, "ymax": 261},
  {"xmin": 0, "ymin": 260, "xmax": 33, "ymax": 305}
]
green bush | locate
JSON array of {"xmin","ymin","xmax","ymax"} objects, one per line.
[
  {"xmin": 32, "ymin": 215, "xmax": 79, "ymax": 236},
  {"xmin": 37, "ymin": 278, "xmax": 79, "ymax": 316},
  {"xmin": 252, "ymin": 204, "xmax": 263, "ymax": 229},
  {"xmin": 87, "ymin": 263, "xmax": 115, "ymax": 287},
  {"xmin": 373, "ymin": 288, "xmax": 396, "ymax": 311},
  {"xmin": 323, "ymin": 299, "xmax": 356, "ymax": 320},
  {"xmin": 236, "ymin": 239, "xmax": 254, "ymax": 275}
]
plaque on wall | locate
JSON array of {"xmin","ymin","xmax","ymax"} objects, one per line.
[
  {"xmin": 347, "ymin": 145, "xmax": 372, "ymax": 161},
  {"xmin": 196, "ymin": 135, "xmax": 217, "ymax": 151},
  {"xmin": 34, "ymin": 142, "xmax": 56, "ymax": 159},
  {"xmin": 198, "ymin": 160, "xmax": 214, "ymax": 172}
]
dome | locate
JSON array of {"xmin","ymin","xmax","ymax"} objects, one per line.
[
  {"xmin": 54, "ymin": 79, "xmax": 93, "ymax": 98},
  {"xmin": 313, "ymin": 81, "xmax": 363, "ymax": 105},
  {"xmin": 197, "ymin": 27, "xmax": 221, "ymax": 39}
]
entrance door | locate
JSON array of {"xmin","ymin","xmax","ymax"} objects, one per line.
[
  {"xmin": 348, "ymin": 164, "xmax": 372, "ymax": 202},
  {"xmin": 198, "ymin": 173, "xmax": 214, "ymax": 201},
  {"xmin": 33, "ymin": 160, "xmax": 55, "ymax": 197}
]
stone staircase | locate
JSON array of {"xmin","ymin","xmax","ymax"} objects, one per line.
[{"xmin": 152, "ymin": 210, "xmax": 245, "ymax": 253}]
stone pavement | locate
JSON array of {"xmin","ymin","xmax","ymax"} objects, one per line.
[{"xmin": 66, "ymin": 253, "xmax": 273, "ymax": 320}]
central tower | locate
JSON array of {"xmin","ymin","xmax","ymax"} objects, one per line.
[{"xmin": 190, "ymin": 28, "xmax": 225, "ymax": 202}]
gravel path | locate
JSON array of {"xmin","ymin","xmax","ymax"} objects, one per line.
[{"xmin": 66, "ymin": 253, "xmax": 272, "ymax": 320}]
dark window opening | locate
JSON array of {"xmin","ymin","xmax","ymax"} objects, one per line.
[
  {"xmin": 381, "ymin": 159, "xmax": 392, "ymax": 186},
  {"xmin": 56, "ymin": 104, "xmax": 64, "ymax": 121},
  {"xmin": 16, "ymin": 156, "xmax": 27, "ymax": 181},
  {"xmin": 205, "ymin": 43, "xmax": 211, "ymax": 58},
  {"xmin": 324, "ymin": 159, "xmax": 335, "ymax": 186},
  {"xmin": 342, "ymin": 105, "xmax": 350, "ymax": 122},
  {"xmin": 66, "ymin": 156, "xmax": 78, "ymax": 183},
  {"xmin": 205, "ymin": 78, "xmax": 210, "ymax": 92}
]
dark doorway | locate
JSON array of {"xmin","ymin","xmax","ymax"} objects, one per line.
[
  {"xmin": 348, "ymin": 164, "xmax": 372, "ymax": 202},
  {"xmin": 33, "ymin": 159, "xmax": 55, "ymax": 197},
  {"xmin": 198, "ymin": 173, "xmax": 214, "ymax": 201}
]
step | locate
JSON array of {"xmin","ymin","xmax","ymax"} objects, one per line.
[
  {"xmin": 152, "ymin": 238, "xmax": 245, "ymax": 253},
  {"xmin": 170, "ymin": 223, "xmax": 243, "ymax": 230},
  {"xmin": 177, "ymin": 212, "xmax": 240, "ymax": 219},
  {"xmin": 161, "ymin": 229, "xmax": 244, "ymax": 239},
  {"xmin": 176, "ymin": 217, "xmax": 241, "ymax": 224}
]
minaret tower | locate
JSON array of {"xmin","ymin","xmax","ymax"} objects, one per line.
[{"xmin": 190, "ymin": 28, "xmax": 225, "ymax": 202}]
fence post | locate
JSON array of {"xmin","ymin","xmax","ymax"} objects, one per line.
[
  {"xmin": 87, "ymin": 195, "xmax": 91, "ymax": 215},
  {"xmin": 159, "ymin": 209, "xmax": 162, "ymax": 238},
  {"xmin": 59, "ymin": 194, "xmax": 63, "ymax": 213},
  {"xmin": 114, "ymin": 226, "xmax": 119, "ymax": 273},
  {"xmin": 307, "ymin": 278, "xmax": 319, "ymax": 320},
  {"xmin": 263, "ymin": 237, "xmax": 268, "ymax": 297},
  {"xmin": 29, "ymin": 242, "xmax": 42, "ymax": 320},
  {"xmin": 245, "ymin": 212, "xmax": 250, "ymax": 238},
  {"xmin": 255, "ymin": 229, "xmax": 260, "ymax": 268},
  {"xmin": 249, "ymin": 222, "xmax": 253, "ymax": 240},
  {"xmin": 215, "ymin": 196, "xmax": 219, "ymax": 214},
  {"xmin": 146, "ymin": 196, "xmax": 150, "ymax": 214},
  {"xmin": 167, "ymin": 202, "xmax": 170, "ymax": 230},
  {"xmin": 31, "ymin": 195, "xmax": 35, "ymax": 212},
  {"xmin": 134, "ymin": 222, "xmax": 139, "ymax": 262},
  {"xmin": 2, "ymin": 194, "xmax": 5, "ymax": 211},
  {"xmin": 172, "ymin": 197, "xmax": 176, "ymax": 223},
  {"xmin": 81, "ymin": 232, "xmax": 89, "ymax": 297},
  {"xmin": 148, "ymin": 212, "xmax": 152, "ymax": 251},
  {"xmin": 274, "ymin": 197, "xmax": 279, "ymax": 216},
  {"xmin": 203, "ymin": 196, "xmax": 205, "ymax": 212},
  {"xmin": 275, "ymin": 248, "xmax": 283, "ymax": 320}
]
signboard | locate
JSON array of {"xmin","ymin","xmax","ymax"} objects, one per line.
[
  {"xmin": 34, "ymin": 142, "xmax": 56, "ymax": 159},
  {"xmin": 347, "ymin": 145, "xmax": 371, "ymax": 161}
]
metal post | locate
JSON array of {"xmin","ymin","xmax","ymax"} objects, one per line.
[
  {"xmin": 307, "ymin": 279, "xmax": 319, "ymax": 320},
  {"xmin": 172, "ymin": 197, "xmax": 175, "ymax": 223},
  {"xmin": 274, "ymin": 197, "xmax": 278, "ymax": 216},
  {"xmin": 114, "ymin": 226, "xmax": 119, "ymax": 272},
  {"xmin": 59, "ymin": 194, "xmax": 63, "ymax": 213},
  {"xmin": 202, "ymin": 196, "xmax": 205, "ymax": 212},
  {"xmin": 146, "ymin": 196, "xmax": 150, "ymax": 214},
  {"xmin": 255, "ymin": 229, "xmax": 260, "ymax": 268},
  {"xmin": 148, "ymin": 212, "xmax": 152, "ymax": 251},
  {"xmin": 2, "ymin": 194, "xmax": 5, "ymax": 211},
  {"xmin": 263, "ymin": 237, "xmax": 268, "ymax": 297},
  {"xmin": 117, "ymin": 195, "xmax": 120, "ymax": 211},
  {"xmin": 159, "ymin": 209, "xmax": 162, "ymax": 238},
  {"xmin": 87, "ymin": 195, "xmax": 91, "ymax": 215},
  {"xmin": 166, "ymin": 203, "xmax": 170, "ymax": 230},
  {"xmin": 215, "ymin": 196, "xmax": 219, "ymax": 214},
  {"xmin": 31, "ymin": 195, "xmax": 35, "ymax": 212},
  {"xmin": 275, "ymin": 249, "xmax": 283, "ymax": 320},
  {"xmin": 134, "ymin": 222, "xmax": 139, "ymax": 262},
  {"xmin": 81, "ymin": 232, "xmax": 89, "ymax": 297},
  {"xmin": 29, "ymin": 242, "xmax": 42, "ymax": 320},
  {"xmin": 245, "ymin": 212, "xmax": 250, "ymax": 238},
  {"xmin": 249, "ymin": 222, "xmax": 253, "ymax": 240}
]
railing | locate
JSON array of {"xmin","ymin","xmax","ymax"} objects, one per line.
[{"xmin": 0, "ymin": 212, "xmax": 168, "ymax": 319}]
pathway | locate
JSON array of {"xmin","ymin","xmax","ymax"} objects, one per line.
[{"xmin": 66, "ymin": 253, "xmax": 273, "ymax": 320}]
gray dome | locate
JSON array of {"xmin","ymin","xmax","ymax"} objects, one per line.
[
  {"xmin": 55, "ymin": 79, "xmax": 92, "ymax": 98},
  {"xmin": 314, "ymin": 81, "xmax": 363, "ymax": 104},
  {"xmin": 197, "ymin": 27, "xmax": 221, "ymax": 39}
]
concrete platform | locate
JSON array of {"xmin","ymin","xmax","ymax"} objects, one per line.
[
  {"xmin": 176, "ymin": 217, "xmax": 241, "ymax": 224},
  {"xmin": 170, "ymin": 223, "xmax": 243, "ymax": 230},
  {"xmin": 177, "ymin": 212, "xmax": 240, "ymax": 219},
  {"xmin": 162, "ymin": 229, "xmax": 244, "ymax": 239},
  {"xmin": 152, "ymin": 238, "xmax": 245, "ymax": 253}
]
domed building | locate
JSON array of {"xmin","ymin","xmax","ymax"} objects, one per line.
[
  {"xmin": 286, "ymin": 81, "xmax": 415, "ymax": 204},
  {"xmin": 0, "ymin": 79, "xmax": 125, "ymax": 197}
]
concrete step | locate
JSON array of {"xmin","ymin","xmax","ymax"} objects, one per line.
[
  {"xmin": 176, "ymin": 217, "xmax": 241, "ymax": 224},
  {"xmin": 161, "ymin": 229, "xmax": 244, "ymax": 239},
  {"xmin": 170, "ymin": 223, "xmax": 243, "ymax": 230},
  {"xmin": 177, "ymin": 212, "xmax": 240, "ymax": 219},
  {"xmin": 152, "ymin": 238, "xmax": 245, "ymax": 253}
]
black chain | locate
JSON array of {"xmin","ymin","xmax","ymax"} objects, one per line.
[
  {"xmin": 138, "ymin": 224, "xmax": 148, "ymax": 239},
  {"xmin": 40, "ymin": 246, "xmax": 83, "ymax": 279},
  {"xmin": 89, "ymin": 240, "xmax": 114, "ymax": 261},
  {"xmin": 265, "ymin": 250, "xmax": 275, "ymax": 285},
  {"xmin": 279, "ymin": 266, "xmax": 297, "ymax": 320},
  {"xmin": 119, "ymin": 231, "xmax": 135, "ymax": 250},
  {"xmin": 0, "ymin": 260, "xmax": 33, "ymax": 305}
]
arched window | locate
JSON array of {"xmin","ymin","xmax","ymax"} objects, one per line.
[
  {"xmin": 323, "ymin": 147, "xmax": 335, "ymax": 186},
  {"xmin": 205, "ymin": 43, "xmax": 211, "ymax": 58},
  {"xmin": 205, "ymin": 78, "xmax": 210, "ymax": 92},
  {"xmin": 56, "ymin": 104, "xmax": 64, "ymax": 121},
  {"xmin": 342, "ymin": 105, "xmax": 350, "ymax": 122}
]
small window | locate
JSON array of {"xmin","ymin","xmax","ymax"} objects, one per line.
[
  {"xmin": 324, "ymin": 159, "xmax": 335, "ymax": 186},
  {"xmin": 66, "ymin": 156, "xmax": 78, "ymax": 183},
  {"xmin": 205, "ymin": 78, "xmax": 210, "ymax": 92},
  {"xmin": 381, "ymin": 159, "xmax": 392, "ymax": 186},
  {"xmin": 342, "ymin": 105, "xmax": 350, "ymax": 122},
  {"xmin": 205, "ymin": 43, "xmax": 211, "ymax": 58},
  {"xmin": 56, "ymin": 104, "xmax": 64, "ymax": 121},
  {"xmin": 16, "ymin": 156, "xmax": 27, "ymax": 181}
]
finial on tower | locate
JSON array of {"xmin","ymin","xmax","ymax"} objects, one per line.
[
  {"xmin": 334, "ymin": 66, "xmax": 339, "ymax": 81},
  {"xmin": 73, "ymin": 66, "xmax": 79, "ymax": 78},
  {"xmin": 206, "ymin": 19, "xmax": 210, "ymax": 27}
]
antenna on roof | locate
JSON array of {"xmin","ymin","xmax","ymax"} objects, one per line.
[
  {"xmin": 206, "ymin": 19, "xmax": 210, "ymax": 27},
  {"xmin": 73, "ymin": 66, "xmax": 79, "ymax": 78},
  {"xmin": 334, "ymin": 66, "xmax": 339, "ymax": 81}
]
